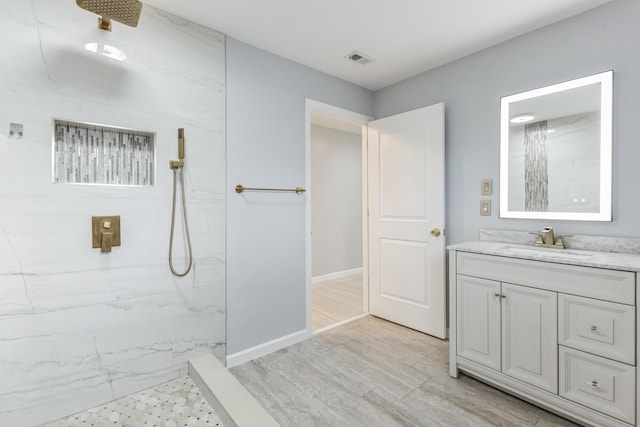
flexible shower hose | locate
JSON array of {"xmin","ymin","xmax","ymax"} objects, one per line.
[{"xmin": 169, "ymin": 167, "xmax": 193, "ymax": 276}]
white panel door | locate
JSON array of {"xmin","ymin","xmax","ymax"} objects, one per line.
[
  {"xmin": 457, "ymin": 275, "xmax": 501, "ymax": 370},
  {"xmin": 368, "ymin": 103, "xmax": 446, "ymax": 338},
  {"xmin": 502, "ymin": 283, "xmax": 558, "ymax": 393}
]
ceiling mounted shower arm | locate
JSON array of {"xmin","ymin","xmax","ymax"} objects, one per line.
[{"xmin": 98, "ymin": 16, "xmax": 112, "ymax": 32}]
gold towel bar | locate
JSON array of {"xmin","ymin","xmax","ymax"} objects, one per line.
[{"xmin": 235, "ymin": 185, "xmax": 306, "ymax": 195}]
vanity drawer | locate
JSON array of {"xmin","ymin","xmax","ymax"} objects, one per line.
[
  {"xmin": 559, "ymin": 346, "xmax": 636, "ymax": 424},
  {"xmin": 456, "ymin": 252, "xmax": 635, "ymax": 305},
  {"xmin": 559, "ymin": 294, "xmax": 635, "ymax": 364}
]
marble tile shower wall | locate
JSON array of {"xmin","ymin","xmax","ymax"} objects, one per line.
[{"xmin": 0, "ymin": 1, "xmax": 226, "ymax": 426}]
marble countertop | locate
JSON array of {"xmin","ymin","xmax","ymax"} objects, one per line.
[{"xmin": 448, "ymin": 240, "xmax": 640, "ymax": 272}]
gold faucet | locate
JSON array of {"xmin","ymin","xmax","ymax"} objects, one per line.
[{"xmin": 531, "ymin": 227, "xmax": 567, "ymax": 249}]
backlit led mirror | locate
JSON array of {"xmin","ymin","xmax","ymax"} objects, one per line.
[{"xmin": 500, "ymin": 70, "xmax": 613, "ymax": 221}]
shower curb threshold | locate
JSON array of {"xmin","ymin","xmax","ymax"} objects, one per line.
[{"xmin": 188, "ymin": 353, "xmax": 280, "ymax": 427}]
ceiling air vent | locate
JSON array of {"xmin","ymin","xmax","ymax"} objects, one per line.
[{"xmin": 344, "ymin": 50, "xmax": 374, "ymax": 66}]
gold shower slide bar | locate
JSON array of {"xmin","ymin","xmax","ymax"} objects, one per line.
[{"xmin": 235, "ymin": 185, "xmax": 306, "ymax": 195}]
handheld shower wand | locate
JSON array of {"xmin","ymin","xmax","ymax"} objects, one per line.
[
  {"xmin": 169, "ymin": 128, "xmax": 193, "ymax": 277},
  {"xmin": 178, "ymin": 128, "xmax": 185, "ymax": 160},
  {"xmin": 169, "ymin": 128, "xmax": 184, "ymax": 169}
]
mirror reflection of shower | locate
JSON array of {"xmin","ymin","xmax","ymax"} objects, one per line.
[{"xmin": 169, "ymin": 128, "xmax": 193, "ymax": 277}]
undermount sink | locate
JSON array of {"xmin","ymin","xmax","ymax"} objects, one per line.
[{"xmin": 501, "ymin": 246, "xmax": 594, "ymax": 260}]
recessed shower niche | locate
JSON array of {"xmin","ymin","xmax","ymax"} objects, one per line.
[{"xmin": 53, "ymin": 119, "xmax": 156, "ymax": 186}]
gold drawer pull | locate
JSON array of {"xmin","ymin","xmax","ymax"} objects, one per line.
[
  {"xmin": 591, "ymin": 325, "xmax": 598, "ymax": 331},
  {"xmin": 590, "ymin": 380, "xmax": 599, "ymax": 388}
]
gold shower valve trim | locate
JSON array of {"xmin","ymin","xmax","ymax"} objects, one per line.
[{"xmin": 92, "ymin": 215, "xmax": 121, "ymax": 253}]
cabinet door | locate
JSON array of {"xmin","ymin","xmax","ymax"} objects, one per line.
[
  {"xmin": 457, "ymin": 275, "xmax": 501, "ymax": 370},
  {"xmin": 502, "ymin": 283, "xmax": 558, "ymax": 393}
]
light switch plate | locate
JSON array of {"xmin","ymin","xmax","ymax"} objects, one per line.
[
  {"xmin": 480, "ymin": 200, "xmax": 491, "ymax": 216},
  {"xmin": 481, "ymin": 179, "xmax": 492, "ymax": 195}
]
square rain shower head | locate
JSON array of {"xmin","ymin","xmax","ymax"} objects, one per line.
[{"xmin": 76, "ymin": 0, "xmax": 143, "ymax": 30}]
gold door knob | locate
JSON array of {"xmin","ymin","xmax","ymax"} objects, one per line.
[
  {"xmin": 591, "ymin": 325, "xmax": 598, "ymax": 331},
  {"xmin": 430, "ymin": 228, "xmax": 441, "ymax": 237}
]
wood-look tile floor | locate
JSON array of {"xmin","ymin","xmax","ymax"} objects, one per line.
[
  {"xmin": 230, "ymin": 316, "xmax": 579, "ymax": 427},
  {"xmin": 312, "ymin": 273, "xmax": 364, "ymax": 331}
]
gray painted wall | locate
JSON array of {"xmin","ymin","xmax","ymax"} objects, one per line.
[
  {"xmin": 226, "ymin": 38, "xmax": 373, "ymax": 354},
  {"xmin": 226, "ymin": 0, "xmax": 640, "ymax": 356},
  {"xmin": 311, "ymin": 125, "xmax": 363, "ymax": 277},
  {"xmin": 374, "ymin": 0, "xmax": 640, "ymax": 244}
]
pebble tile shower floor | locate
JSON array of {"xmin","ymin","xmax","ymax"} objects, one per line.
[{"xmin": 42, "ymin": 376, "xmax": 223, "ymax": 427}]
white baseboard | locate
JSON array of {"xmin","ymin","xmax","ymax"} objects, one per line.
[
  {"xmin": 312, "ymin": 267, "xmax": 363, "ymax": 285},
  {"xmin": 226, "ymin": 328, "xmax": 310, "ymax": 368}
]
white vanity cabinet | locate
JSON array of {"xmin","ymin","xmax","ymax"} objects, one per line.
[
  {"xmin": 457, "ymin": 277, "xmax": 558, "ymax": 392},
  {"xmin": 450, "ymin": 249, "xmax": 638, "ymax": 427}
]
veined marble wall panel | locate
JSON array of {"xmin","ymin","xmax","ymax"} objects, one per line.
[
  {"xmin": 0, "ymin": 0, "xmax": 226, "ymax": 425},
  {"xmin": 0, "ymin": 232, "xmax": 22, "ymax": 275},
  {"xmin": 0, "ymin": 276, "xmax": 32, "ymax": 316},
  {"xmin": 547, "ymin": 111, "xmax": 600, "ymax": 212}
]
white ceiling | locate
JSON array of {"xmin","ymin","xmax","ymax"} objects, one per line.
[{"xmin": 142, "ymin": 0, "xmax": 610, "ymax": 91}]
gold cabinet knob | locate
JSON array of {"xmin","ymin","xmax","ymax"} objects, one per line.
[
  {"xmin": 494, "ymin": 292, "xmax": 501, "ymax": 297},
  {"xmin": 590, "ymin": 380, "xmax": 599, "ymax": 388},
  {"xmin": 430, "ymin": 228, "xmax": 441, "ymax": 237},
  {"xmin": 591, "ymin": 325, "xmax": 598, "ymax": 331}
]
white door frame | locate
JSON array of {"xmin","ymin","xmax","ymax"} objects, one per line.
[{"xmin": 305, "ymin": 99, "xmax": 373, "ymax": 335}]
